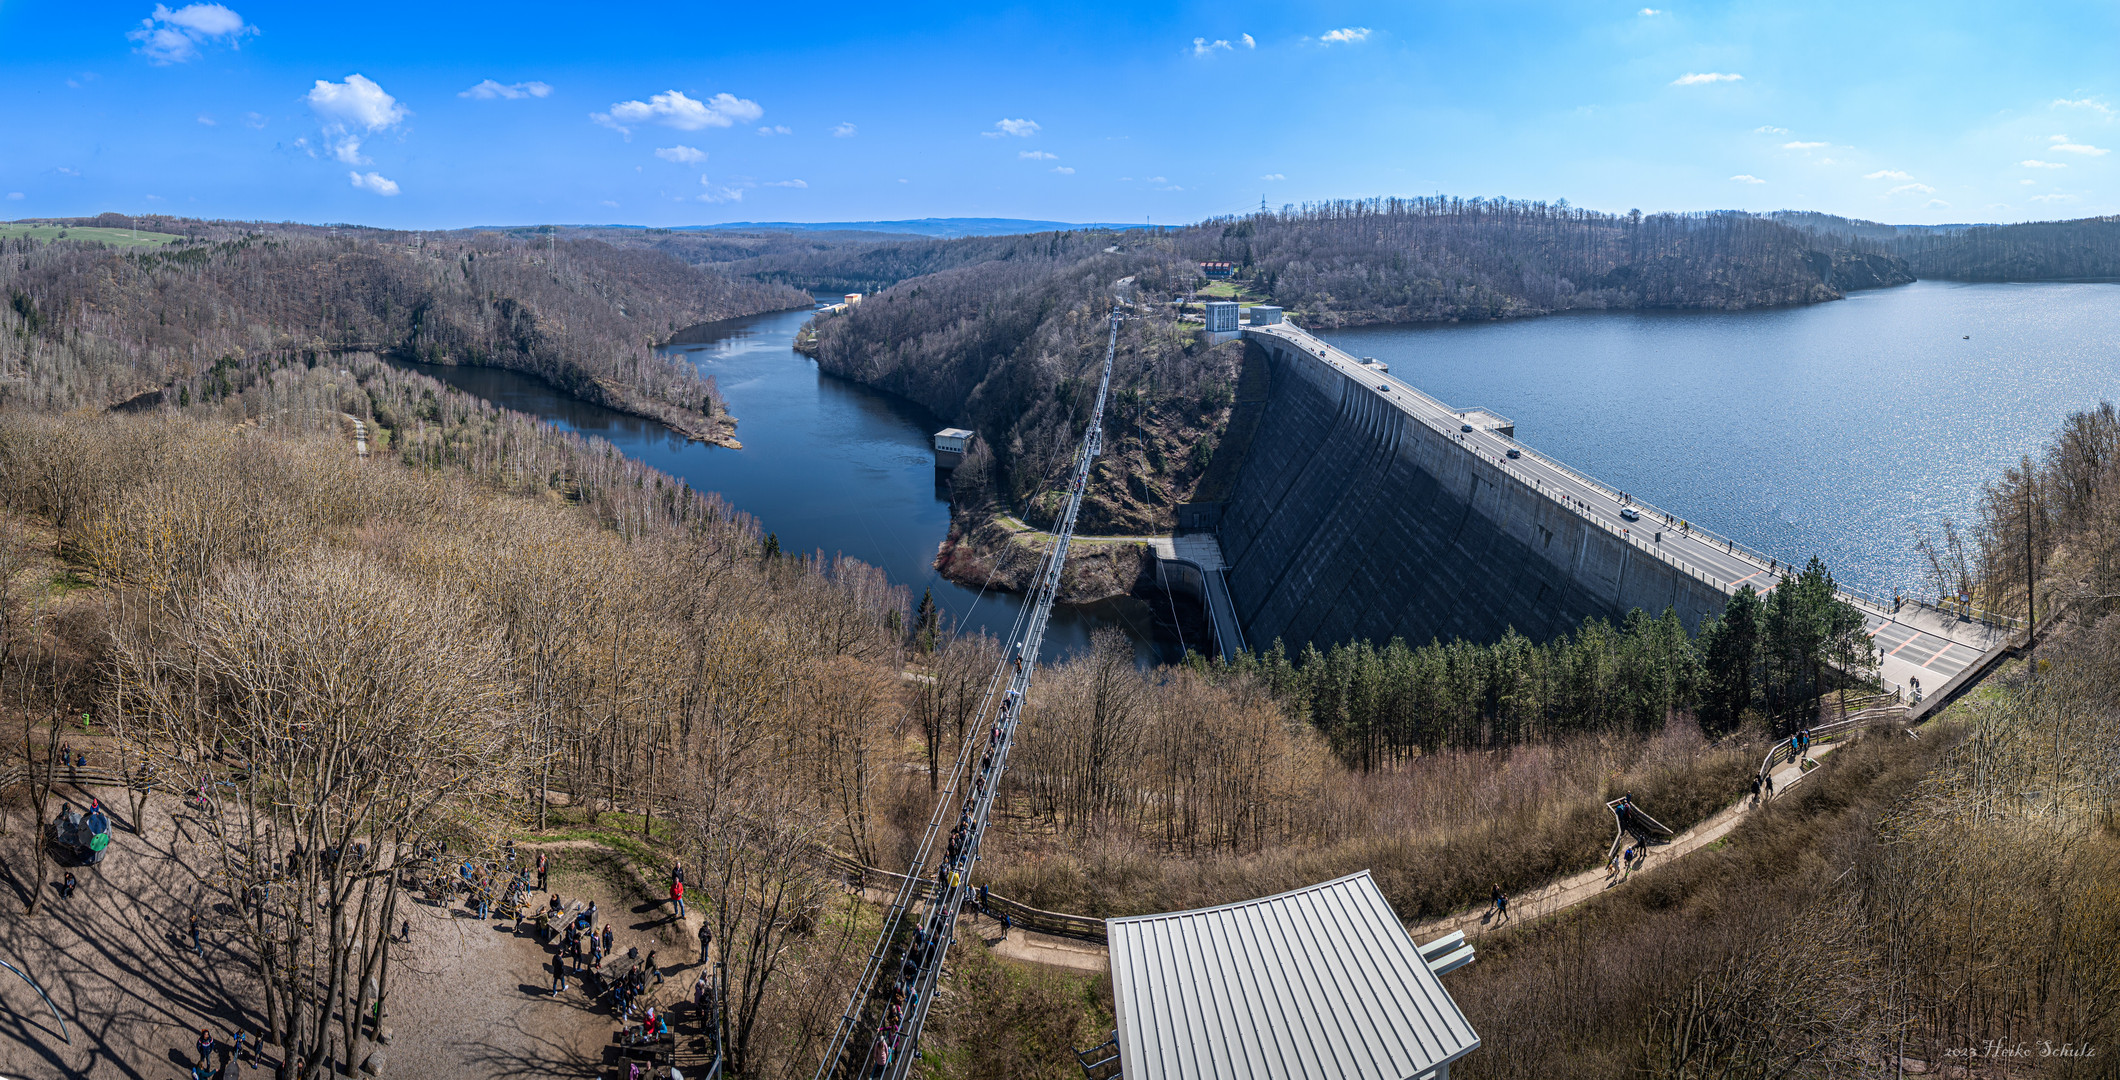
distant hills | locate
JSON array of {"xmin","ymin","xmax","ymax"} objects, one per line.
[{"xmin": 632, "ymin": 218, "xmax": 1157, "ymax": 239}]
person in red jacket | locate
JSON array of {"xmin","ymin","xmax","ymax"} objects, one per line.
[{"xmin": 671, "ymin": 877, "xmax": 686, "ymax": 919}]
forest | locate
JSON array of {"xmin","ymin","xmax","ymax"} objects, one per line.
[
  {"xmin": 1773, "ymin": 210, "xmax": 2120, "ymax": 281},
  {"xmin": 1230, "ymin": 563, "xmax": 1870, "ymax": 770},
  {"xmin": 0, "ymin": 213, "xmax": 809, "ymax": 439}
]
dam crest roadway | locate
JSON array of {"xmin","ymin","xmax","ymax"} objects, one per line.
[{"xmin": 1164, "ymin": 318, "xmax": 2014, "ymax": 701}]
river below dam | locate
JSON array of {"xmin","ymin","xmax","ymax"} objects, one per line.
[
  {"xmin": 393, "ymin": 305, "xmax": 1173, "ymax": 663},
  {"xmin": 402, "ymin": 279, "xmax": 2120, "ymax": 660}
]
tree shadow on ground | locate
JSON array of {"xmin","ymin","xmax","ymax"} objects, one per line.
[{"xmin": 455, "ymin": 1015, "xmax": 608, "ymax": 1080}]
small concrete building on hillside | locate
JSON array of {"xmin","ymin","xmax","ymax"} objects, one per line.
[{"xmin": 932, "ymin": 427, "xmax": 975, "ymax": 468}]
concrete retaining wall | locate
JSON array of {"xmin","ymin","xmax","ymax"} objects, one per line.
[{"xmin": 1218, "ymin": 335, "xmax": 1729, "ymax": 651}]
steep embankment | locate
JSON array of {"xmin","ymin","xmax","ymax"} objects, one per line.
[{"xmin": 806, "ymin": 254, "xmax": 1241, "ymax": 602}]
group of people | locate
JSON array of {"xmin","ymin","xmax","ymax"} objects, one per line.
[
  {"xmin": 1607, "ymin": 841, "xmax": 1647, "ymax": 878},
  {"xmin": 189, "ymin": 1026, "xmax": 261, "ymax": 1078},
  {"xmin": 538, "ymin": 893, "xmax": 669, "ymax": 1024}
]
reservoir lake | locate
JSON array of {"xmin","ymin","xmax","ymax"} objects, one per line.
[
  {"xmin": 1323, "ymin": 280, "xmax": 2120, "ymax": 603},
  {"xmin": 406, "ymin": 279, "xmax": 2120, "ymax": 656}
]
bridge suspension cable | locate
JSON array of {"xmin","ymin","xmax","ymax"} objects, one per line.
[{"xmin": 812, "ymin": 309, "xmax": 1125, "ymax": 1080}]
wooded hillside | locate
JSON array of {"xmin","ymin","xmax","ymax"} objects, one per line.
[
  {"xmin": 1775, "ymin": 210, "xmax": 2120, "ymax": 281},
  {"xmin": 0, "ymin": 215, "xmax": 809, "ymax": 438}
]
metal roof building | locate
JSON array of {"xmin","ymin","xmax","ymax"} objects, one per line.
[{"xmin": 1104, "ymin": 871, "xmax": 1480, "ymax": 1080}]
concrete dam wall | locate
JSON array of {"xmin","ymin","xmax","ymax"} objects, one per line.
[{"xmin": 1209, "ymin": 332, "xmax": 1731, "ymax": 653}]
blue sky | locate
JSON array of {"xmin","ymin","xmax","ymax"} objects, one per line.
[{"xmin": 3, "ymin": 1, "xmax": 2114, "ymax": 229}]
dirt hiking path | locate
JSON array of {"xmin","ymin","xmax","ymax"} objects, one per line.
[{"xmin": 984, "ymin": 744, "xmax": 1841, "ymax": 974}]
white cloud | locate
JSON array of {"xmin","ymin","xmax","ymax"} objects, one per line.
[
  {"xmin": 1639, "ymin": 7, "xmax": 1662, "ymax": 13},
  {"xmin": 833, "ymin": 122, "xmax": 856, "ymax": 137},
  {"xmin": 348, "ymin": 171, "xmax": 399, "ymax": 196},
  {"xmin": 1730, "ymin": 174, "xmax": 1765, "ymax": 184},
  {"xmin": 1754, "ymin": 125, "xmax": 1788, "ymax": 134},
  {"xmin": 307, "ymin": 74, "xmax": 408, "ymax": 165},
  {"xmin": 244, "ymin": 111, "xmax": 266, "ymax": 128},
  {"xmin": 2052, "ymin": 97, "xmax": 2114, "ymax": 116},
  {"xmin": 2021, "ymin": 159, "xmax": 2067, "ymax": 169},
  {"xmin": 655, "ymin": 145, "xmax": 706, "ymax": 164},
  {"xmin": 6, "ymin": 193, "xmax": 22, "ymax": 200},
  {"xmin": 308, "ymin": 75, "xmax": 407, "ymax": 131},
  {"xmin": 1260, "ymin": 173, "xmax": 1285, "ymax": 180},
  {"xmin": 1241, "ymin": 34, "xmax": 1256, "ymax": 48},
  {"xmin": 984, "ymin": 118, "xmax": 1040, "ymax": 138},
  {"xmin": 1864, "ymin": 169, "xmax": 1912, "ymax": 180},
  {"xmin": 601, "ymin": 199, "xmax": 619, "ymax": 207},
  {"xmin": 2031, "ymin": 193, "xmax": 2077, "ymax": 203},
  {"xmin": 758, "ymin": 125, "xmax": 792, "ymax": 135},
  {"xmin": 1782, "ymin": 140, "xmax": 1827, "ymax": 149},
  {"xmin": 593, "ymin": 90, "xmax": 762, "ymax": 137},
  {"xmin": 1020, "ymin": 150, "xmax": 1057, "ymax": 160},
  {"xmin": 1146, "ymin": 176, "xmax": 1167, "ymax": 183},
  {"xmin": 2049, "ymin": 140, "xmax": 2109, "ymax": 156},
  {"xmin": 1320, "ymin": 27, "xmax": 1370, "ymax": 44},
  {"xmin": 2022, "ymin": 179, "xmax": 2037, "ymax": 185},
  {"xmin": 459, "ymin": 79, "xmax": 551, "ymax": 100},
  {"xmin": 1674, "ymin": 72, "xmax": 1742, "ymax": 85},
  {"xmin": 55, "ymin": 166, "xmax": 80, "ymax": 177},
  {"xmin": 129, "ymin": 3, "xmax": 256, "ymax": 64},
  {"xmin": 1819, "ymin": 157, "xmax": 1837, "ymax": 165},
  {"xmin": 1193, "ymin": 37, "xmax": 1232, "ymax": 55},
  {"xmin": 765, "ymin": 179, "xmax": 807, "ymax": 188},
  {"xmin": 1888, "ymin": 182, "xmax": 1937, "ymax": 195},
  {"xmin": 1052, "ymin": 166, "xmax": 1075, "ymax": 174},
  {"xmin": 196, "ymin": 114, "xmax": 216, "ymax": 126},
  {"xmin": 1924, "ymin": 199, "xmax": 1950, "ymax": 208}
]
